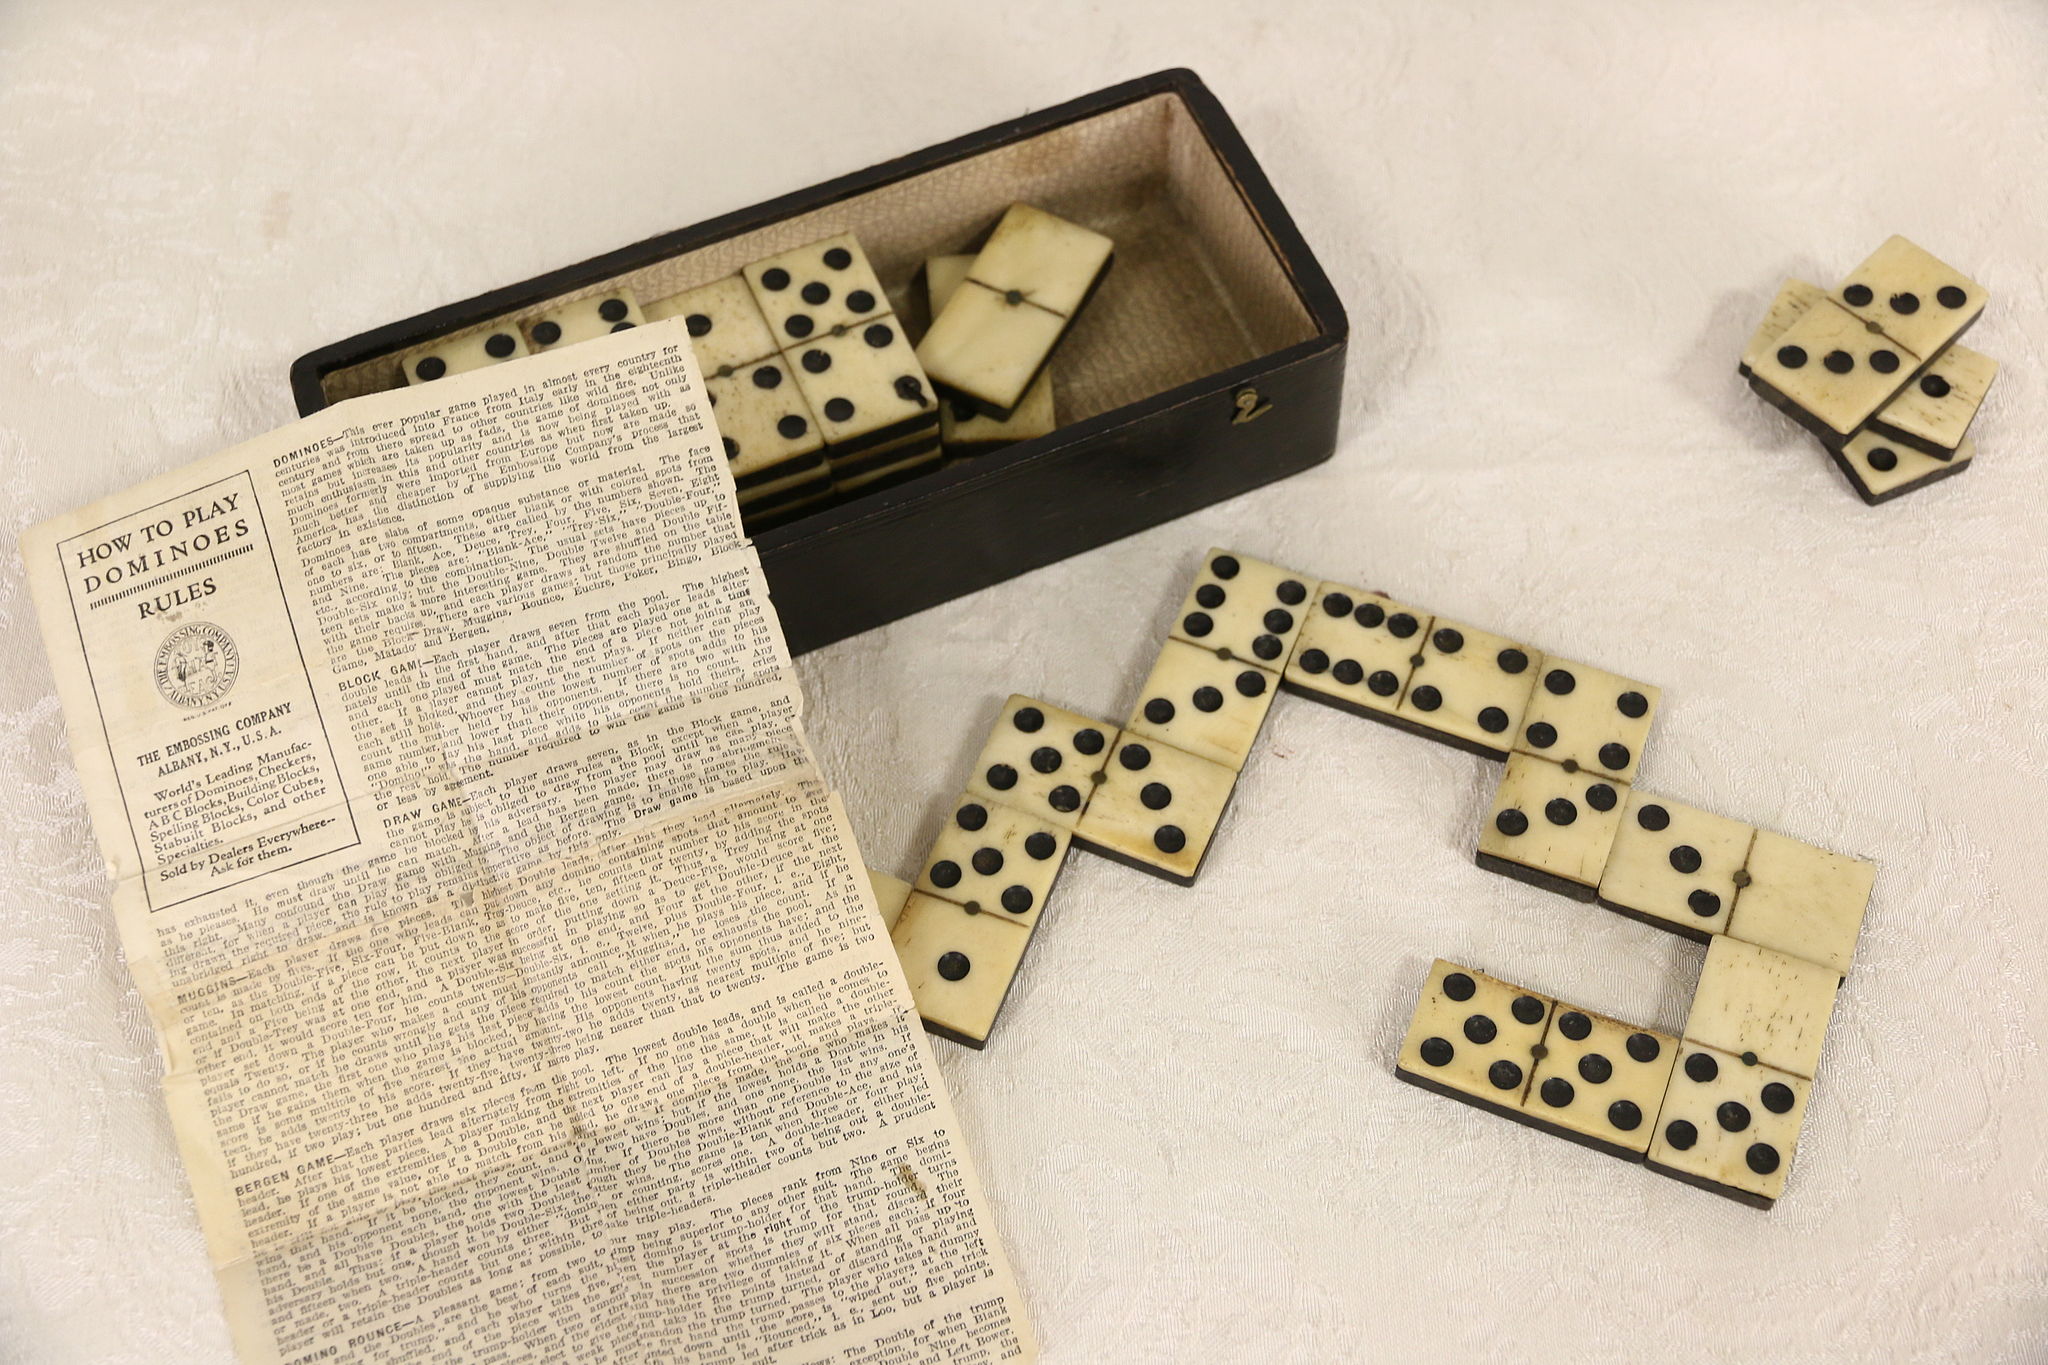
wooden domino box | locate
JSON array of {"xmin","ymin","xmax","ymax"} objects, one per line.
[{"xmin": 288, "ymin": 69, "xmax": 1349, "ymax": 654}]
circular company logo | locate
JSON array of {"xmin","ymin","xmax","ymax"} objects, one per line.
[{"xmin": 153, "ymin": 622, "xmax": 240, "ymax": 709}]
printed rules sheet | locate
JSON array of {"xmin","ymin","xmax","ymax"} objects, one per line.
[{"xmin": 21, "ymin": 323, "xmax": 1035, "ymax": 1365}]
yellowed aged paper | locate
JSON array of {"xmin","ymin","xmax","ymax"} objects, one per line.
[{"xmin": 21, "ymin": 323, "xmax": 1035, "ymax": 1364}]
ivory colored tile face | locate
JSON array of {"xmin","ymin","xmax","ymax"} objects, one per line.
[
  {"xmin": 1395, "ymin": 958, "xmax": 1553, "ymax": 1112},
  {"xmin": 1168, "ymin": 549, "xmax": 1313, "ymax": 670},
  {"xmin": 963, "ymin": 695, "xmax": 1117, "ymax": 831},
  {"xmin": 1726, "ymin": 829, "xmax": 1875, "ymax": 976},
  {"xmin": 926, "ymin": 254, "xmax": 1056, "ymax": 451},
  {"xmin": 1596, "ymin": 789, "xmax": 1756, "ymax": 940},
  {"xmin": 1830, "ymin": 430, "xmax": 1974, "ymax": 505},
  {"xmin": 1868, "ymin": 343, "xmax": 1998, "ymax": 456},
  {"xmin": 1682, "ymin": 936, "xmax": 1838, "ymax": 1079},
  {"xmin": 1393, "ymin": 616, "xmax": 1543, "ymax": 759},
  {"xmin": 1520, "ymin": 1006, "xmax": 1678, "ymax": 1159},
  {"xmin": 1074, "ymin": 734, "xmax": 1235, "ymax": 885},
  {"xmin": 736, "ymin": 483, "xmax": 831, "ymax": 532},
  {"xmin": 1647, "ymin": 1042, "xmax": 1813, "ymax": 1208},
  {"xmin": 401, "ymin": 325, "xmax": 529, "ymax": 384},
  {"xmin": 1476, "ymin": 754, "xmax": 1628, "ymax": 900},
  {"xmin": 742, "ymin": 232, "xmax": 890, "ymax": 345},
  {"xmin": 914, "ymin": 797, "xmax": 1070, "ymax": 930},
  {"xmin": 959, "ymin": 203, "xmax": 1115, "ymax": 317},
  {"xmin": 1283, "ymin": 583, "xmax": 1431, "ymax": 717},
  {"xmin": 786, "ymin": 317, "xmax": 938, "ymax": 448},
  {"xmin": 890, "ymin": 893, "xmax": 1033, "ymax": 1049},
  {"xmin": 1738, "ymin": 278, "xmax": 1828, "ymax": 376},
  {"xmin": 1124, "ymin": 637, "xmax": 1278, "ymax": 771},
  {"xmin": 704, "ymin": 358, "xmax": 825, "ymax": 485},
  {"xmin": 865, "ymin": 868, "xmax": 912, "ymax": 930},
  {"xmin": 1828, "ymin": 234, "xmax": 1985, "ymax": 360},
  {"xmin": 527, "ymin": 290, "xmax": 646, "ymax": 351},
  {"xmin": 1748, "ymin": 298, "xmax": 1919, "ymax": 438},
  {"xmin": 915, "ymin": 280, "xmax": 1069, "ymax": 417},
  {"xmin": 645, "ymin": 275, "xmax": 778, "ymax": 376},
  {"xmin": 1516, "ymin": 657, "xmax": 1660, "ymax": 784}
]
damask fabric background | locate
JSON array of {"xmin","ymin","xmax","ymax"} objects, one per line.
[{"xmin": 3, "ymin": 2, "xmax": 2045, "ymax": 1361}]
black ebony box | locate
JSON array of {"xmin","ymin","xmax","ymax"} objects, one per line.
[{"xmin": 290, "ymin": 69, "xmax": 1349, "ymax": 654}]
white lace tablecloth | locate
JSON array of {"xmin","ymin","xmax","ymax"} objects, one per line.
[{"xmin": 4, "ymin": 3, "xmax": 2045, "ymax": 1361}]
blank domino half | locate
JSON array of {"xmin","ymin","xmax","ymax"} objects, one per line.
[
  {"xmin": 891, "ymin": 892, "xmax": 1034, "ymax": 1049},
  {"xmin": 925, "ymin": 254, "xmax": 1056, "ymax": 455},
  {"xmin": 1394, "ymin": 959, "xmax": 1678, "ymax": 1163}
]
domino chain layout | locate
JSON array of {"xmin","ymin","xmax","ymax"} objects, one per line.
[
  {"xmin": 1740, "ymin": 235, "xmax": 1998, "ymax": 505},
  {"xmin": 870, "ymin": 548, "xmax": 1875, "ymax": 1210}
]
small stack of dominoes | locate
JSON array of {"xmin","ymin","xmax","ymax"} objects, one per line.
[
  {"xmin": 397, "ymin": 235, "xmax": 942, "ymax": 529},
  {"xmin": 868, "ymin": 547, "xmax": 1875, "ymax": 1209},
  {"xmin": 1741, "ymin": 236, "xmax": 1997, "ymax": 505},
  {"xmin": 1395, "ymin": 940, "xmax": 1845, "ymax": 1209},
  {"xmin": 395, "ymin": 205, "xmax": 1112, "ymax": 532}
]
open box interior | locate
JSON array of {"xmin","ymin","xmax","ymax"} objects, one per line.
[{"xmin": 318, "ymin": 91, "xmax": 1324, "ymax": 437}]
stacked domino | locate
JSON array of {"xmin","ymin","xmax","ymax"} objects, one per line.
[
  {"xmin": 1394, "ymin": 944, "xmax": 1843, "ymax": 1209},
  {"xmin": 1279, "ymin": 569, "xmax": 1871, "ymax": 1207},
  {"xmin": 923, "ymin": 254, "xmax": 1058, "ymax": 456},
  {"xmin": 1740, "ymin": 237, "xmax": 1997, "ymax": 505},
  {"xmin": 867, "ymin": 547, "xmax": 1874, "ymax": 1209},
  {"xmin": 738, "ymin": 235, "xmax": 945, "ymax": 509},
  {"xmin": 391, "ymin": 206, "xmax": 1115, "ymax": 530},
  {"xmin": 393, "ymin": 234, "xmax": 945, "ymax": 531}
]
